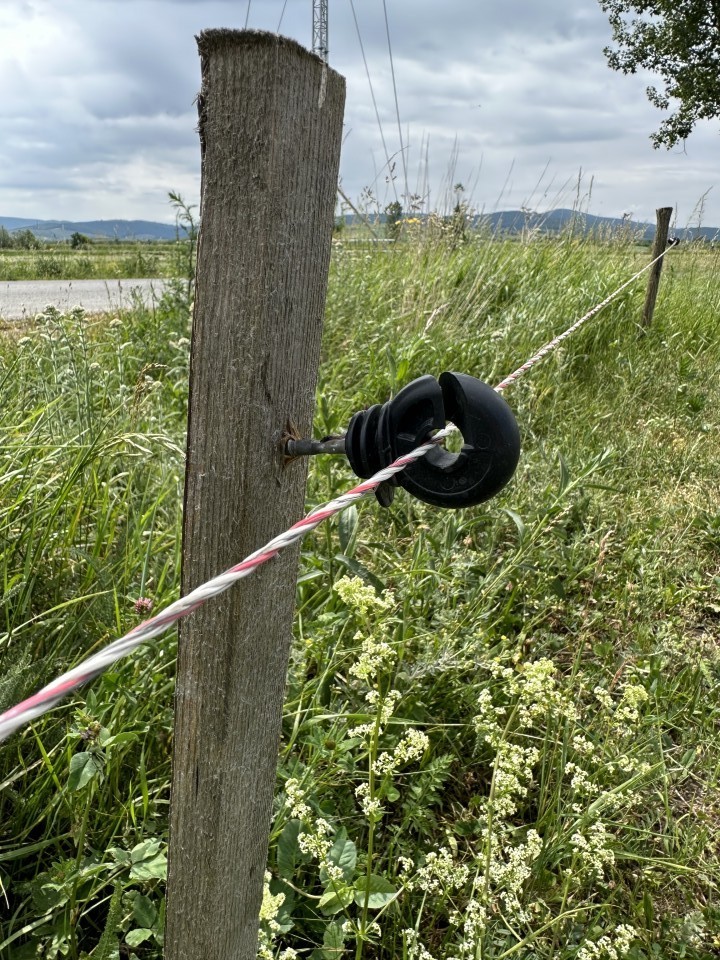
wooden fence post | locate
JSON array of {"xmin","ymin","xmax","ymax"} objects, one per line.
[
  {"xmin": 642, "ymin": 206, "xmax": 673, "ymax": 326},
  {"xmin": 165, "ymin": 30, "xmax": 345, "ymax": 960}
]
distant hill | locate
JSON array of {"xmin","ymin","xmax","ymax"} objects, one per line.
[
  {"xmin": 0, "ymin": 217, "xmax": 181, "ymax": 241},
  {"xmin": 342, "ymin": 207, "xmax": 720, "ymax": 243},
  {"xmin": 2, "ymin": 208, "xmax": 718, "ymax": 243},
  {"xmin": 476, "ymin": 209, "xmax": 720, "ymax": 242}
]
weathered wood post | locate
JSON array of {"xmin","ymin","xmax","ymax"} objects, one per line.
[
  {"xmin": 165, "ymin": 30, "xmax": 344, "ymax": 960},
  {"xmin": 642, "ymin": 206, "xmax": 673, "ymax": 326}
]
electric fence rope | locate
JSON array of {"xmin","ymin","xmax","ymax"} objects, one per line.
[{"xmin": 0, "ymin": 248, "xmax": 672, "ymax": 743}]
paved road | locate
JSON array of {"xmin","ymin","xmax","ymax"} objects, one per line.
[{"xmin": 0, "ymin": 278, "xmax": 169, "ymax": 322}]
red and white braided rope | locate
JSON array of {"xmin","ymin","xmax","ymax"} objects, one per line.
[{"xmin": 0, "ymin": 249, "xmax": 671, "ymax": 743}]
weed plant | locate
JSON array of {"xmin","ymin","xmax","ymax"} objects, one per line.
[{"xmin": 1, "ymin": 222, "xmax": 719, "ymax": 958}]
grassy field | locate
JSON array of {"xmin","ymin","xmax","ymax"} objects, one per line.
[
  {"xmin": 1, "ymin": 228, "xmax": 719, "ymax": 959},
  {"xmin": 0, "ymin": 242, "xmax": 179, "ymax": 281}
]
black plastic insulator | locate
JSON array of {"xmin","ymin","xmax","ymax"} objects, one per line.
[{"xmin": 345, "ymin": 372, "xmax": 521, "ymax": 509}]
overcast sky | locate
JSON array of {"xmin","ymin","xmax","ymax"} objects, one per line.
[{"xmin": 1, "ymin": 0, "xmax": 717, "ymax": 227}]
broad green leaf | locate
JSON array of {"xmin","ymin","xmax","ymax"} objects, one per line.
[
  {"xmin": 131, "ymin": 893, "xmax": 158, "ymax": 929},
  {"xmin": 320, "ymin": 829, "xmax": 356, "ymax": 884},
  {"xmin": 130, "ymin": 839, "xmax": 162, "ymax": 862},
  {"xmin": 277, "ymin": 820, "xmax": 302, "ymax": 879},
  {"xmin": 109, "ymin": 847, "xmax": 131, "ymax": 866},
  {"xmin": 67, "ymin": 751, "xmax": 104, "ymax": 791},
  {"xmin": 319, "ymin": 885, "xmax": 354, "ymax": 915},
  {"xmin": 125, "ymin": 928, "xmax": 153, "ymax": 948},
  {"xmin": 353, "ymin": 874, "xmax": 397, "ymax": 910},
  {"xmin": 322, "ymin": 919, "xmax": 346, "ymax": 956},
  {"xmin": 129, "ymin": 840, "xmax": 167, "ymax": 881}
]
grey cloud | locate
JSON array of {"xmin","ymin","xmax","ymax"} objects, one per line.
[{"xmin": 0, "ymin": 0, "xmax": 716, "ymax": 224}]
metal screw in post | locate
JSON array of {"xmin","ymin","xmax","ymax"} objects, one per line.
[{"xmin": 284, "ymin": 434, "xmax": 347, "ymax": 458}]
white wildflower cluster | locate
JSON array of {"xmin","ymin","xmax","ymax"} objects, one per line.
[
  {"xmin": 258, "ymin": 872, "xmax": 285, "ymax": 924},
  {"xmin": 576, "ymin": 924, "xmax": 636, "ymax": 960},
  {"xmin": 565, "ymin": 762, "xmax": 598, "ymax": 798},
  {"xmin": 612, "ymin": 754, "xmax": 652, "ymax": 777},
  {"xmin": 367, "ymin": 687, "xmax": 401, "ymax": 723},
  {"xmin": 594, "ymin": 686, "xmax": 615, "ymax": 712},
  {"xmin": 298, "ymin": 817, "xmax": 336, "ymax": 873},
  {"xmin": 355, "ymin": 782, "xmax": 383, "ymax": 821},
  {"xmin": 474, "ymin": 657, "xmax": 570, "ymax": 751},
  {"xmin": 373, "ymin": 729, "xmax": 429, "ymax": 776},
  {"xmin": 473, "ymin": 689, "xmax": 507, "ymax": 748},
  {"xmin": 348, "ymin": 689, "xmax": 401, "ymax": 739},
  {"xmin": 513, "ymin": 658, "xmax": 566, "ymax": 726},
  {"xmin": 404, "ymin": 928, "xmax": 438, "ymax": 960},
  {"xmin": 613, "ymin": 683, "xmax": 649, "ymax": 735},
  {"xmin": 448, "ymin": 898, "xmax": 487, "ymax": 957},
  {"xmin": 570, "ymin": 821, "xmax": 615, "ymax": 880},
  {"xmin": 257, "ymin": 871, "xmax": 293, "ymax": 960},
  {"xmin": 284, "ymin": 780, "xmax": 342, "ymax": 881},
  {"xmin": 284, "ymin": 777, "xmax": 311, "ymax": 820},
  {"xmin": 397, "ymin": 856, "xmax": 414, "ymax": 876},
  {"xmin": 571, "ymin": 733, "xmax": 595, "ymax": 757},
  {"xmin": 335, "ymin": 575, "xmax": 394, "ymax": 616},
  {"xmin": 486, "ymin": 829, "xmax": 543, "ymax": 921},
  {"xmin": 349, "ymin": 631, "xmax": 396, "ymax": 684},
  {"xmin": 491, "ymin": 742, "xmax": 541, "ymax": 819},
  {"xmin": 408, "ymin": 847, "xmax": 470, "ymax": 895}
]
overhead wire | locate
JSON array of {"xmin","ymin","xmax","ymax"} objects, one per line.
[
  {"xmin": 382, "ymin": 0, "xmax": 409, "ymax": 206},
  {"xmin": 348, "ymin": 0, "xmax": 399, "ymax": 204}
]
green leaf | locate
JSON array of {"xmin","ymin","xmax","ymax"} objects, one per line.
[
  {"xmin": 131, "ymin": 893, "xmax": 158, "ymax": 930},
  {"xmin": 67, "ymin": 751, "xmax": 104, "ymax": 791},
  {"xmin": 129, "ymin": 840, "xmax": 167, "ymax": 881},
  {"xmin": 322, "ymin": 919, "xmax": 346, "ymax": 957},
  {"xmin": 101, "ymin": 732, "xmax": 139, "ymax": 749},
  {"xmin": 501, "ymin": 507, "xmax": 525, "ymax": 541},
  {"xmin": 320, "ymin": 828, "xmax": 356, "ymax": 884},
  {"xmin": 319, "ymin": 885, "xmax": 354, "ymax": 915},
  {"xmin": 338, "ymin": 505, "xmax": 358, "ymax": 557},
  {"xmin": 109, "ymin": 847, "xmax": 131, "ymax": 866},
  {"xmin": 333, "ymin": 555, "xmax": 385, "ymax": 592},
  {"xmin": 130, "ymin": 839, "xmax": 162, "ymax": 862},
  {"xmin": 125, "ymin": 928, "xmax": 153, "ymax": 948},
  {"xmin": 558, "ymin": 452, "xmax": 571, "ymax": 494},
  {"xmin": 277, "ymin": 820, "xmax": 302, "ymax": 879},
  {"xmin": 353, "ymin": 874, "xmax": 397, "ymax": 910}
]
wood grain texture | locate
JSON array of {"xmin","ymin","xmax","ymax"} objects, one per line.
[
  {"xmin": 165, "ymin": 30, "xmax": 345, "ymax": 960},
  {"xmin": 642, "ymin": 206, "xmax": 673, "ymax": 326}
]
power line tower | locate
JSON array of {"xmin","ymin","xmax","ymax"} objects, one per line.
[{"xmin": 312, "ymin": 0, "xmax": 328, "ymax": 61}]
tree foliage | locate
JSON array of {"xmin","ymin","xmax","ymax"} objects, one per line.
[{"xmin": 599, "ymin": 0, "xmax": 720, "ymax": 147}]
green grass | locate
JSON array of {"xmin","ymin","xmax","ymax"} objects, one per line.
[
  {"xmin": 0, "ymin": 242, "xmax": 179, "ymax": 281},
  {"xmin": 1, "ymin": 228, "xmax": 720, "ymax": 959}
]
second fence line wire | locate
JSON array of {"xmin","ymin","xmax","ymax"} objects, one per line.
[{"xmin": 0, "ymin": 249, "xmax": 672, "ymax": 743}]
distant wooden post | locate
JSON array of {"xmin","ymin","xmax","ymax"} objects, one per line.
[
  {"xmin": 165, "ymin": 30, "xmax": 344, "ymax": 960},
  {"xmin": 642, "ymin": 206, "xmax": 673, "ymax": 326}
]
